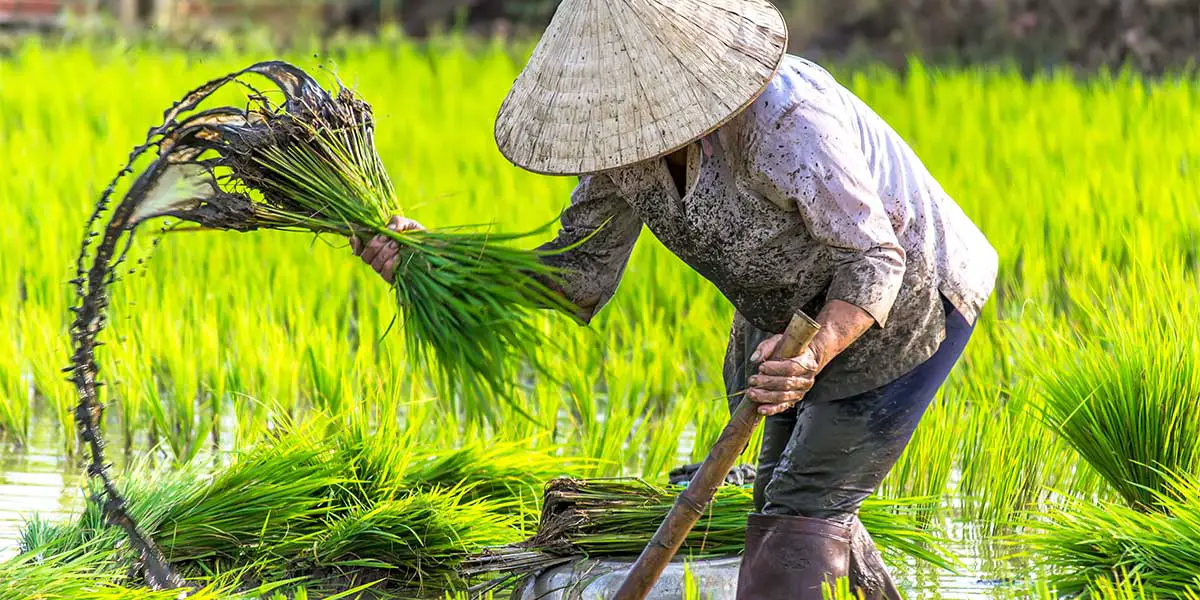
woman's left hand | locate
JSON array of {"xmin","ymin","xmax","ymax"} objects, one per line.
[{"xmin": 747, "ymin": 335, "xmax": 823, "ymax": 416}]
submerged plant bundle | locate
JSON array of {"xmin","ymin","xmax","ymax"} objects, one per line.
[
  {"xmin": 464, "ymin": 478, "xmax": 955, "ymax": 588},
  {"xmin": 19, "ymin": 416, "xmax": 554, "ymax": 596},
  {"xmin": 1023, "ymin": 472, "xmax": 1200, "ymax": 597},
  {"xmin": 115, "ymin": 60, "xmax": 578, "ymax": 410}
]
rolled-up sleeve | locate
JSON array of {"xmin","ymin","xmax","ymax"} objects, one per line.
[
  {"xmin": 537, "ymin": 174, "xmax": 642, "ymax": 322},
  {"xmin": 750, "ymin": 100, "xmax": 906, "ymax": 327}
]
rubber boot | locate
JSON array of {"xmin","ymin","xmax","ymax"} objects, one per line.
[
  {"xmin": 737, "ymin": 513, "xmax": 851, "ymax": 599},
  {"xmin": 848, "ymin": 516, "xmax": 903, "ymax": 599}
]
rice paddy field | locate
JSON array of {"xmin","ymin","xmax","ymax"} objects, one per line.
[{"xmin": 2, "ymin": 31, "xmax": 1200, "ymax": 599}]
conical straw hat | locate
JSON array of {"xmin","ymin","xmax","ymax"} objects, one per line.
[{"xmin": 495, "ymin": 0, "xmax": 788, "ymax": 176}]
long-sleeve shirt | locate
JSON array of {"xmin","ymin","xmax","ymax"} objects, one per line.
[{"xmin": 538, "ymin": 55, "xmax": 999, "ymax": 400}]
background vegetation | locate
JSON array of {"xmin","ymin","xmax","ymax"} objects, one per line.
[{"xmin": 1, "ymin": 10, "xmax": 1199, "ymax": 597}]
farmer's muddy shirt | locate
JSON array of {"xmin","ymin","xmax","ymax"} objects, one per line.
[{"xmin": 540, "ymin": 56, "xmax": 999, "ymax": 400}]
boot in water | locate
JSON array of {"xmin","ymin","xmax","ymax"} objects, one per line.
[{"xmin": 737, "ymin": 513, "xmax": 851, "ymax": 599}]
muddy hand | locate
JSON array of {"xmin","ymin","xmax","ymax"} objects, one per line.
[
  {"xmin": 747, "ymin": 334, "xmax": 820, "ymax": 416},
  {"xmin": 351, "ymin": 216, "xmax": 425, "ymax": 284}
]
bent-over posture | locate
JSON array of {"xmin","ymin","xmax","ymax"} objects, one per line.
[{"xmin": 355, "ymin": 1, "xmax": 998, "ymax": 597}]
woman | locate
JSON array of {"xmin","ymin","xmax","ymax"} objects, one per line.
[{"xmin": 354, "ymin": 1, "xmax": 997, "ymax": 597}]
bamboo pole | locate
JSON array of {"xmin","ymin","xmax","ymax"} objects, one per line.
[{"xmin": 613, "ymin": 310, "xmax": 821, "ymax": 600}]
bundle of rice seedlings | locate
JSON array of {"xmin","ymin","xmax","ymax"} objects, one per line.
[
  {"xmin": 1033, "ymin": 268, "xmax": 1200, "ymax": 511},
  {"xmin": 1023, "ymin": 473, "xmax": 1200, "ymax": 597},
  {"xmin": 463, "ymin": 478, "xmax": 955, "ymax": 587},
  {"xmin": 0, "ymin": 538, "xmax": 305, "ymax": 600},
  {"xmin": 404, "ymin": 440, "xmax": 589, "ymax": 519},
  {"xmin": 20, "ymin": 417, "xmax": 542, "ymax": 597},
  {"xmin": 109, "ymin": 60, "xmax": 579, "ymax": 413}
]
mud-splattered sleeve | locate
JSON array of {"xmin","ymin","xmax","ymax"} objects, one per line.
[
  {"xmin": 750, "ymin": 99, "xmax": 906, "ymax": 327},
  {"xmin": 536, "ymin": 174, "xmax": 643, "ymax": 323}
]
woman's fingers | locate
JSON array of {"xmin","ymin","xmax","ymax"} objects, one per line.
[
  {"xmin": 354, "ymin": 217, "xmax": 425, "ymax": 284},
  {"xmin": 370, "ymin": 241, "xmax": 399, "ymax": 274},
  {"xmin": 382, "ymin": 255, "xmax": 399, "ymax": 284},
  {"xmin": 746, "ymin": 388, "xmax": 807, "ymax": 409},
  {"xmin": 389, "ymin": 215, "xmax": 426, "ymax": 233},
  {"xmin": 748, "ymin": 390, "xmax": 805, "ymax": 417},
  {"xmin": 750, "ymin": 334, "xmax": 781, "ymax": 363},
  {"xmin": 748, "ymin": 374, "xmax": 814, "ymax": 392},
  {"xmin": 758, "ymin": 355, "xmax": 819, "ymax": 378},
  {"xmin": 758, "ymin": 401, "xmax": 798, "ymax": 417},
  {"xmin": 746, "ymin": 347, "xmax": 821, "ymax": 415},
  {"xmin": 359, "ymin": 235, "xmax": 387, "ymax": 264}
]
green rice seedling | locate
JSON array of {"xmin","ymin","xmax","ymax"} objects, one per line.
[
  {"xmin": 822, "ymin": 577, "xmax": 866, "ymax": 600},
  {"xmin": 1033, "ymin": 267, "xmax": 1200, "ymax": 511},
  {"xmin": 18, "ymin": 413, "xmax": 566, "ymax": 596},
  {"xmin": 0, "ymin": 539, "xmax": 120, "ymax": 600},
  {"xmin": 1089, "ymin": 575, "xmax": 1157, "ymax": 600},
  {"xmin": 0, "ymin": 538, "xmax": 310, "ymax": 600},
  {"xmin": 464, "ymin": 477, "xmax": 955, "ymax": 586},
  {"xmin": 1024, "ymin": 574, "xmax": 1160, "ymax": 600},
  {"xmin": 305, "ymin": 487, "xmax": 515, "ymax": 594},
  {"xmin": 1022, "ymin": 472, "xmax": 1200, "ymax": 596},
  {"xmin": 955, "ymin": 380, "xmax": 1087, "ymax": 537},
  {"xmin": 106, "ymin": 60, "xmax": 580, "ymax": 419},
  {"xmin": 403, "ymin": 439, "xmax": 586, "ymax": 520}
]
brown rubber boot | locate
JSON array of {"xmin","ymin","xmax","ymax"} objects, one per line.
[
  {"xmin": 848, "ymin": 516, "xmax": 903, "ymax": 599},
  {"xmin": 737, "ymin": 513, "xmax": 852, "ymax": 599}
]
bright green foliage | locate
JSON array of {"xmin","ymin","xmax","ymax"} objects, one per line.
[
  {"xmin": 12, "ymin": 418, "xmax": 950, "ymax": 598},
  {"xmin": 18, "ymin": 415, "xmax": 527, "ymax": 596},
  {"xmin": 111, "ymin": 61, "xmax": 580, "ymax": 421},
  {"xmin": 1034, "ymin": 268, "xmax": 1200, "ymax": 510},
  {"xmin": 1024, "ymin": 474, "xmax": 1200, "ymax": 597},
  {"xmin": 469, "ymin": 479, "xmax": 955, "ymax": 575},
  {"xmin": 3, "ymin": 32, "xmax": 1200, "ymax": 598},
  {"xmin": 823, "ymin": 577, "xmax": 866, "ymax": 600}
]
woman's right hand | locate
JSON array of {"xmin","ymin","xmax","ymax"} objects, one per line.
[{"xmin": 351, "ymin": 216, "xmax": 425, "ymax": 284}]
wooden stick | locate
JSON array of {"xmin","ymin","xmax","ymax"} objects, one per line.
[{"xmin": 613, "ymin": 311, "xmax": 821, "ymax": 600}]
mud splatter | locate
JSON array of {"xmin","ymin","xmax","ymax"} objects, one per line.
[{"xmin": 66, "ymin": 61, "xmax": 362, "ymax": 590}]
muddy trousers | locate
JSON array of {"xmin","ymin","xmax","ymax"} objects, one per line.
[{"xmin": 724, "ymin": 295, "xmax": 974, "ymax": 522}]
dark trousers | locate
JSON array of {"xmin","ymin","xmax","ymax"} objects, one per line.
[{"xmin": 724, "ymin": 296, "xmax": 974, "ymax": 524}]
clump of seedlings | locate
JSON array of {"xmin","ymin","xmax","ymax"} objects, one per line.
[
  {"xmin": 122, "ymin": 61, "xmax": 578, "ymax": 408},
  {"xmin": 1023, "ymin": 270, "xmax": 1200, "ymax": 594},
  {"xmin": 18, "ymin": 415, "xmax": 542, "ymax": 597},
  {"xmin": 464, "ymin": 477, "xmax": 955, "ymax": 593}
]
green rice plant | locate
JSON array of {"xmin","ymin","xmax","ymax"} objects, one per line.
[
  {"xmin": 465, "ymin": 477, "xmax": 956, "ymax": 586},
  {"xmin": 1022, "ymin": 473, "xmax": 1200, "ymax": 597},
  {"xmin": 403, "ymin": 439, "xmax": 586, "ymax": 519},
  {"xmin": 1025, "ymin": 574, "xmax": 1161, "ymax": 600},
  {"xmin": 107, "ymin": 60, "xmax": 580, "ymax": 420},
  {"xmin": 20, "ymin": 415, "xmax": 541, "ymax": 596},
  {"xmin": 1032, "ymin": 266, "xmax": 1200, "ymax": 511},
  {"xmin": 822, "ymin": 577, "xmax": 866, "ymax": 600},
  {"xmin": 2, "ymin": 536, "xmax": 313, "ymax": 600},
  {"xmin": 306, "ymin": 488, "xmax": 515, "ymax": 593}
]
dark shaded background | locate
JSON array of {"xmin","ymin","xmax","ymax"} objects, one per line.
[
  {"xmin": 3, "ymin": 0, "xmax": 1197, "ymax": 72},
  {"xmin": 363, "ymin": 0, "xmax": 1200, "ymax": 73}
]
